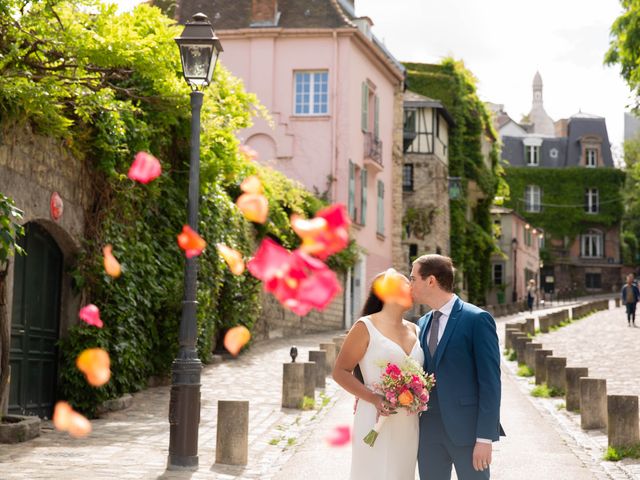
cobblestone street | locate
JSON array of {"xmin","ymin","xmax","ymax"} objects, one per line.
[{"xmin": 2, "ymin": 301, "xmax": 640, "ymax": 479}]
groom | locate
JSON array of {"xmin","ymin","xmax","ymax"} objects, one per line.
[{"xmin": 410, "ymin": 254, "xmax": 502, "ymax": 480}]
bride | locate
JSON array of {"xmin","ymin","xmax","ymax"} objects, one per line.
[{"xmin": 333, "ymin": 271, "xmax": 424, "ymax": 480}]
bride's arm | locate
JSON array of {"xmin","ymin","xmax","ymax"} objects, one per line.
[{"xmin": 332, "ymin": 322, "xmax": 381, "ymax": 408}]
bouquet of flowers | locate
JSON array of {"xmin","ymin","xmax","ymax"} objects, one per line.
[{"xmin": 363, "ymin": 357, "xmax": 435, "ymax": 447}]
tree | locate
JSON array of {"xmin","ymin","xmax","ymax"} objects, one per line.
[
  {"xmin": 606, "ymin": 0, "xmax": 640, "ymax": 107},
  {"xmin": 621, "ymin": 133, "xmax": 640, "ymax": 266},
  {"xmin": 0, "ymin": 194, "xmax": 24, "ymax": 414}
]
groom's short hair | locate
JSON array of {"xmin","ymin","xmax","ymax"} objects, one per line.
[{"xmin": 413, "ymin": 254, "xmax": 454, "ymax": 292}]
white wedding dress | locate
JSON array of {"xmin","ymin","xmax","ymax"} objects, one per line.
[{"xmin": 350, "ymin": 316, "xmax": 425, "ymax": 480}]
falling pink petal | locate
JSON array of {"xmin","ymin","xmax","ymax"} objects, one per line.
[
  {"xmin": 239, "ymin": 144, "xmax": 258, "ymax": 161},
  {"xmin": 291, "ymin": 204, "xmax": 350, "ymax": 259},
  {"xmin": 177, "ymin": 225, "xmax": 206, "ymax": 258},
  {"xmin": 325, "ymin": 425, "xmax": 351, "ymax": 447},
  {"xmin": 128, "ymin": 152, "xmax": 162, "ymax": 184},
  {"xmin": 224, "ymin": 326, "xmax": 251, "ymax": 356},
  {"xmin": 79, "ymin": 304, "xmax": 103, "ymax": 328}
]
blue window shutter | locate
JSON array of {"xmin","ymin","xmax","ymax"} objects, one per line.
[
  {"xmin": 361, "ymin": 82, "xmax": 369, "ymax": 132},
  {"xmin": 374, "ymin": 96, "xmax": 380, "ymax": 140},
  {"xmin": 348, "ymin": 160, "xmax": 356, "ymax": 219}
]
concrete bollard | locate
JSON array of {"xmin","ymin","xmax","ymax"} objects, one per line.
[
  {"xmin": 545, "ymin": 357, "xmax": 567, "ymax": 394},
  {"xmin": 534, "ymin": 349, "xmax": 553, "ymax": 385},
  {"xmin": 513, "ymin": 336, "xmax": 532, "ymax": 365},
  {"xmin": 524, "ymin": 342, "xmax": 542, "ymax": 371},
  {"xmin": 332, "ymin": 336, "xmax": 345, "ymax": 354},
  {"xmin": 565, "ymin": 367, "xmax": 588, "ymax": 412},
  {"xmin": 505, "ymin": 328, "xmax": 521, "ymax": 350},
  {"xmin": 282, "ymin": 363, "xmax": 305, "ymax": 409},
  {"xmin": 302, "ymin": 362, "xmax": 316, "ymax": 401},
  {"xmin": 615, "ymin": 297, "xmax": 621, "ymax": 308},
  {"xmin": 319, "ymin": 343, "xmax": 337, "ymax": 374},
  {"xmin": 580, "ymin": 378, "xmax": 607, "ymax": 430},
  {"xmin": 524, "ymin": 317, "xmax": 535, "ymax": 336},
  {"xmin": 539, "ymin": 315, "xmax": 551, "ymax": 333},
  {"xmin": 216, "ymin": 400, "xmax": 249, "ymax": 466},
  {"xmin": 308, "ymin": 351, "xmax": 326, "ymax": 388},
  {"xmin": 607, "ymin": 395, "xmax": 640, "ymax": 449}
]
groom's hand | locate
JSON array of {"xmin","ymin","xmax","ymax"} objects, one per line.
[{"xmin": 472, "ymin": 442, "xmax": 492, "ymax": 471}]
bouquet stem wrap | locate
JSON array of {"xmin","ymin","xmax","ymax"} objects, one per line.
[{"xmin": 363, "ymin": 415, "xmax": 387, "ymax": 447}]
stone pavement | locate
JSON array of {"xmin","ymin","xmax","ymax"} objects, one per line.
[
  {"xmin": 0, "ymin": 331, "xmax": 346, "ymax": 480},
  {"xmin": 2, "ymin": 298, "xmax": 638, "ymax": 479}
]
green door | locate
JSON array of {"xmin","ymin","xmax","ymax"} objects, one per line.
[{"xmin": 9, "ymin": 222, "xmax": 62, "ymax": 418}]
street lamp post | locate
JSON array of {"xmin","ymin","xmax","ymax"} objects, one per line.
[{"xmin": 168, "ymin": 13, "xmax": 223, "ymax": 470}]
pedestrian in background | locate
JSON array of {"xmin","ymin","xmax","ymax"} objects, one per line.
[
  {"xmin": 526, "ymin": 279, "xmax": 537, "ymax": 314},
  {"xmin": 621, "ymin": 273, "xmax": 640, "ymax": 327}
]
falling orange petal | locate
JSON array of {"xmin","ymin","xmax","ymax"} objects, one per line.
[
  {"xmin": 224, "ymin": 326, "xmax": 251, "ymax": 356},
  {"xmin": 216, "ymin": 244, "xmax": 245, "ymax": 275},
  {"xmin": 239, "ymin": 144, "xmax": 258, "ymax": 161},
  {"xmin": 240, "ymin": 175, "xmax": 263, "ymax": 194},
  {"xmin": 236, "ymin": 193, "xmax": 269, "ymax": 224},
  {"xmin": 53, "ymin": 401, "xmax": 92, "ymax": 438},
  {"xmin": 177, "ymin": 225, "xmax": 207, "ymax": 258},
  {"xmin": 373, "ymin": 269, "xmax": 413, "ymax": 309},
  {"xmin": 102, "ymin": 244, "xmax": 121, "ymax": 278},
  {"xmin": 76, "ymin": 348, "xmax": 111, "ymax": 387},
  {"xmin": 291, "ymin": 215, "xmax": 328, "ymax": 238}
]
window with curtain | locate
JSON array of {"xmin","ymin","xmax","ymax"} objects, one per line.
[
  {"xmin": 581, "ymin": 229, "xmax": 603, "ymax": 258},
  {"xmin": 525, "ymin": 145, "xmax": 540, "ymax": 166},
  {"xmin": 524, "ymin": 185, "xmax": 541, "ymax": 212},
  {"xmin": 402, "ymin": 164, "xmax": 414, "ymax": 192},
  {"xmin": 584, "ymin": 188, "xmax": 599, "ymax": 213}
]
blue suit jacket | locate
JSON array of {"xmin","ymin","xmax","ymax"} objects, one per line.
[{"xmin": 418, "ymin": 297, "xmax": 502, "ymax": 446}]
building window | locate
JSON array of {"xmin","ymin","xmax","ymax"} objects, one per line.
[
  {"xmin": 525, "ymin": 145, "xmax": 540, "ymax": 166},
  {"xmin": 525, "ymin": 227, "xmax": 532, "ymax": 247},
  {"xmin": 524, "ymin": 185, "xmax": 541, "ymax": 212},
  {"xmin": 294, "ymin": 71, "xmax": 328, "ymax": 115},
  {"xmin": 493, "ymin": 263, "xmax": 504, "ymax": 286},
  {"xmin": 435, "ymin": 113, "xmax": 440, "ymax": 139},
  {"xmin": 586, "ymin": 148, "xmax": 598, "ymax": 168},
  {"xmin": 494, "ymin": 219, "xmax": 502, "ymax": 240},
  {"xmin": 403, "ymin": 164, "xmax": 414, "ymax": 192},
  {"xmin": 581, "ymin": 229, "xmax": 603, "ymax": 258},
  {"xmin": 585, "ymin": 188, "xmax": 599, "ymax": 214},
  {"xmin": 376, "ymin": 180, "xmax": 384, "ymax": 235},
  {"xmin": 585, "ymin": 273, "xmax": 602, "ymax": 289},
  {"xmin": 408, "ymin": 243, "xmax": 418, "ymax": 267},
  {"xmin": 360, "ymin": 169, "xmax": 367, "ymax": 225}
]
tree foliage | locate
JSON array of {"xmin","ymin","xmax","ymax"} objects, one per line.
[
  {"xmin": 0, "ymin": 0, "xmax": 356, "ymax": 415},
  {"xmin": 606, "ymin": 0, "xmax": 640, "ymax": 108},
  {"xmin": 404, "ymin": 59, "xmax": 505, "ymax": 305}
]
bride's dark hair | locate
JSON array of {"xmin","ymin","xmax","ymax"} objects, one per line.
[{"xmin": 353, "ymin": 273, "xmax": 386, "ymax": 384}]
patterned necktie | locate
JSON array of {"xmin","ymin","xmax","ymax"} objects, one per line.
[{"xmin": 428, "ymin": 310, "xmax": 442, "ymax": 357}]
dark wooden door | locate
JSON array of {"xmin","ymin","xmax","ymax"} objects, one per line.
[{"xmin": 9, "ymin": 222, "xmax": 62, "ymax": 418}]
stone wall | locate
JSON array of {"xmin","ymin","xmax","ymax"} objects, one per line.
[
  {"xmin": 0, "ymin": 125, "xmax": 90, "ymax": 340},
  {"xmin": 252, "ymin": 274, "xmax": 346, "ymax": 341},
  {"xmin": 391, "ymin": 84, "xmax": 406, "ymax": 273}
]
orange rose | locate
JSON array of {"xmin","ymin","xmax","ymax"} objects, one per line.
[{"xmin": 398, "ymin": 390, "xmax": 414, "ymax": 406}]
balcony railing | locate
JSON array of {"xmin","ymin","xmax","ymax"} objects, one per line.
[{"xmin": 364, "ymin": 132, "xmax": 383, "ymax": 167}]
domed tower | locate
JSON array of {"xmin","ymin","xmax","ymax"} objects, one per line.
[{"xmin": 528, "ymin": 71, "xmax": 555, "ymax": 136}]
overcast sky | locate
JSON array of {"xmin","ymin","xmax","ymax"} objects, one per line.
[{"xmin": 113, "ymin": 0, "xmax": 632, "ymax": 153}]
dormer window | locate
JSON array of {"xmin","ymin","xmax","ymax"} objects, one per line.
[
  {"xmin": 525, "ymin": 145, "xmax": 539, "ymax": 166},
  {"xmin": 586, "ymin": 148, "xmax": 598, "ymax": 168}
]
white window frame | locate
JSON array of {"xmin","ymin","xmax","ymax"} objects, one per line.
[
  {"xmin": 525, "ymin": 145, "xmax": 540, "ymax": 166},
  {"xmin": 586, "ymin": 148, "xmax": 598, "ymax": 168},
  {"xmin": 294, "ymin": 70, "xmax": 329, "ymax": 116},
  {"xmin": 585, "ymin": 188, "xmax": 599, "ymax": 214},
  {"xmin": 524, "ymin": 185, "xmax": 541, "ymax": 213},
  {"xmin": 581, "ymin": 229, "xmax": 603, "ymax": 258}
]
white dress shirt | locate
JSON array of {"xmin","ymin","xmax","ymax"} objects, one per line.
[{"xmin": 427, "ymin": 294, "xmax": 492, "ymax": 445}]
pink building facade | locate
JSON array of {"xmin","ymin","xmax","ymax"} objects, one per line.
[{"xmin": 177, "ymin": 0, "xmax": 405, "ymax": 324}]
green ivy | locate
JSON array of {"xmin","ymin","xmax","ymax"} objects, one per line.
[
  {"xmin": 502, "ymin": 167, "xmax": 625, "ymax": 239},
  {"xmin": 1, "ymin": 1, "xmax": 357, "ymax": 415},
  {"xmin": 0, "ymin": 193, "xmax": 24, "ymax": 266},
  {"xmin": 404, "ymin": 59, "xmax": 505, "ymax": 304}
]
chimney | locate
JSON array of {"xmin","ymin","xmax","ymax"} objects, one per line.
[
  {"xmin": 554, "ymin": 119, "xmax": 568, "ymax": 137},
  {"xmin": 251, "ymin": 0, "xmax": 279, "ymax": 26}
]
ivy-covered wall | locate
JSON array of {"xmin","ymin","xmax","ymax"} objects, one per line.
[
  {"xmin": 502, "ymin": 167, "xmax": 625, "ymax": 240},
  {"xmin": 0, "ymin": 1, "xmax": 356, "ymax": 415},
  {"xmin": 403, "ymin": 60, "xmax": 506, "ymax": 305}
]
